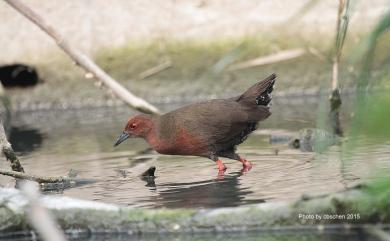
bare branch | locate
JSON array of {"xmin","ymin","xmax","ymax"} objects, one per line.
[
  {"xmin": 138, "ymin": 60, "xmax": 172, "ymax": 80},
  {"xmin": 4, "ymin": 0, "xmax": 160, "ymax": 115},
  {"xmin": 0, "ymin": 120, "xmax": 24, "ymax": 173},
  {"xmin": 0, "ymin": 169, "xmax": 70, "ymax": 183}
]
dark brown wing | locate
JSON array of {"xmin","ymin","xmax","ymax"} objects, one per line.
[
  {"xmin": 235, "ymin": 73, "xmax": 276, "ymax": 106},
  {"xmin": 164, "ymin": 99, "xmax": 270, "ymax": 153},
  {"xmin": 157, "ymin": 74, "xmax": 276, "ymax": 154}
]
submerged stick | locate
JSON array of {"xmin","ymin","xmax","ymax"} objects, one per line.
[
  {"xmin": 0, "ymin": 169, "xmax": 70, "ymax": 183},
  {"xmin": 4, "ymin": 0, "xmax": 160, "ymax": 115},
  {"xmin": 0, "ymin": 103, "xmax": 73, "ymax": 183}
]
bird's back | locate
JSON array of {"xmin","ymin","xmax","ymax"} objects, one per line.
[{"xmin": 154, "ymin": 74, "xmax": 276, "ymax": 155}]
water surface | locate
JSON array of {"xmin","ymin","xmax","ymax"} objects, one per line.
[{"xmin": 1, "ymin": 101, "xmax": 389, "ymax": 209}]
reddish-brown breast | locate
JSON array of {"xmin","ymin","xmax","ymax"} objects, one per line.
[{"xmin": 144, "ymin": 117, "xmax": 209, "ymax": 157}]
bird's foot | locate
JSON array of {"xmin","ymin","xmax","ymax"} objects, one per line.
[
  {"xmin": 240, "ymin": 159, "xmax": 252, "ymax": 173},
  {"xmin": 215, "ymin": 160, "xmax": 227, "ymax": 180},
  {"xmin": 217, "ymin": 170, "xmax": 225, "ymax": 180},
  {"xmin": 216, "ymin": 159, "xmax": 227, "ymax": 172}
]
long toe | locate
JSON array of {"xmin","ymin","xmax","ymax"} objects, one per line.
[
  {"xmin": 219, "ymin": 164, "xmax": 227, "ymax": 171},
  {"xmin": 241, "ymin": 160, "xmax": 253, "ymax": 173},
  {"xmin": 241, "ymin": 166, "xmax": 252, "ymax": 174},
  {"xmin": 216, "ymin": 159, "xmax": 227, "ymax": 171},
  {"xmin": 217, "ymin": 170, "xmax": 226, "ymax": 180}
]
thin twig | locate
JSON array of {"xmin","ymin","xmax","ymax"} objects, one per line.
[
  {"xmin": 308, "ymin": 47, "xmax": 327, "ymax": 62},
  {"xmin": 0, "ymin": 169, "xmax": 70, "ymax": 183},
  {"xmin": 138, "ymin": 60, "xmax": 172, "ymax": 80},
  {"xmin": 0, "ymin": 106, "xmax": 71, "ymax": 182},
  {"xmin": 4, "ymin": 0, "xmax": 160, "ymax": 115},
  {"xmin": 228, "ymin": 48, "xmax": 306, "ymax": 71}
]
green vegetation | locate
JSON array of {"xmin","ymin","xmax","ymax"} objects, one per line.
[{"xmin": 337, "ymin": 8, "xmax": 390, "ymax": 218}]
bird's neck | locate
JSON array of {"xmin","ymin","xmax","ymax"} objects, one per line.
[
  {"xmin": 138, "ymin": 119, "xmax": 158, "ymax": 146},
  {"xmin": 144, "ymin": 128, "xmax": 159, "ymax": 147},
  {"xmin": 143, "ymin": 120, "xmax": 178, "ymax": 154},
  {"xmin": 144, "ymin": 130, "xmax": 169, "ymax": 154}
]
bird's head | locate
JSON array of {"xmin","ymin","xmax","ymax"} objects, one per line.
[{"xmin": 114, "ymin": 114, "xmax": 154, "ymax": 147}]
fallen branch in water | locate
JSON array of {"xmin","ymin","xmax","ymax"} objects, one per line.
[
  {"xmin": 0, "ymin": 94, "xmax": 76, "ymax": 184},
  {"xmin": 138, "ymin": 60, "xmax": 172, "ymax": 80},
  {"xmin": 228, "ymin": 48, "xmax": 306, "ymax": 71},
  {"xmin": 4, "ymin": 0, "xmax": 160, "ymax": 115},
  {"xmin": 0, "ymin": 120, "xmax": 24, "ymax": 173},
  {"xmin": 0, "ymin": 169, "xmax": 71, "ymax": 183}
]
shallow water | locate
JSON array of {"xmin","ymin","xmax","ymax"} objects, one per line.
[
  {"xmin": 1, "ymin": 100, "xmax": 390, "ymax": 209},
  {"xmin": 71, "ymin": 231, "xmax": 374, "ymax": 241}
]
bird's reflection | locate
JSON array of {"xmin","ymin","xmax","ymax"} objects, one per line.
[
  {"xmin": 141, "ymin": 171, "xmax": 264, "ymax": 208},
  {"xmin": 142, "ymin": 176, "xmax": 156, "ymax": 188}
]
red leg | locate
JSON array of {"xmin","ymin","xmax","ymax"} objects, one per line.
[
  {"xmin": 216, "ymin": 159, "xmax": 227, "ymax": 172},
  {"xmin": 239, "ymin": 158, "xmax": 252, "ymax": 173},
  {"xmin": 215, "ymin": 159, "xmax": 226, "ymax": 180}
]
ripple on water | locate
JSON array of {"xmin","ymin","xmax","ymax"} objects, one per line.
[{"xmin": 6, "ymin": 114, "xmax": 390, "ymax": 209}]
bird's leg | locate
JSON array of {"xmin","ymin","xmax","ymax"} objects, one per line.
[
  {"xmin": 216, "ymin": 159, "xmax": 227, "ymax": 172},
  {"xmin": 239, "ymin": 157, "xmax": 252, "ymax": 173},
  {"xmin": 215, "ymin": 159, "xmax": 227, "ymax": 180},
  {"xmin": 209, "ymin": 153, "xmax": 227, "ymax": 175},
  {"xmin": 221, "ymin": 152, "xmax": 253, "ymax": 173},
  {"xmin": 230, "ymin": 153, "xmax": 252, "ymax": 173}
]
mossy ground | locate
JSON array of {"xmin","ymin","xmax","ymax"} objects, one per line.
[
  {"xmin": 6, "ymin": 32, "xmax": 390, "ymax": 109},
  {"xmin": 1, "ymin": 179, "xmax": 390, "ymax": 235}
]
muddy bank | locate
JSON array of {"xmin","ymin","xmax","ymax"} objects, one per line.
[{"xmin": 0, "ymin": 182, "xmax": 389, "ymax": 238}]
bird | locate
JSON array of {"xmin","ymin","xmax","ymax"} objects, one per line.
[{"xmin": 114, "ymin": 73, "xmax": 276, "ymax": 175}]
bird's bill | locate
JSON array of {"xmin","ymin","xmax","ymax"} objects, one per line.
[{"xmin": 114, "ymin": 131, "xmax": 131, "ymax": 147}]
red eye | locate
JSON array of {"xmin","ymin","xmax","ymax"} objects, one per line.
[{"xmin": 130, "ymin": 123, "xmax": 137, "ymax": 129}]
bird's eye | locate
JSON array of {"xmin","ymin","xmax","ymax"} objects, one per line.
[{"xmin": 130, "ymin": 123, "xmax": 137, "ymax": 129}]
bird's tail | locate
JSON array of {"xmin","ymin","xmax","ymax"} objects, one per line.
[{"xmin": 236, "ymin": 73, "xmax": 276, "ymax": 106}]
